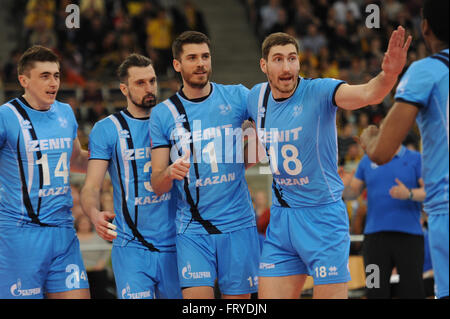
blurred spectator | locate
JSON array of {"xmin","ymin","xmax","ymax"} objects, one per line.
[
  {"xmin": 86, "ymin": 100, "xmax": 109, "ymax": 126},
  {"xmin": 82, "ymin": 81, "xmax": 103, "ymax": 106},
  {"xmin": 292, "ymin": 2, "xmax": 320, "ymax": 37},
  {"xmin": 183, "ymin": 0, "xmax": 208, "ymax": 35},
  {"xmin": 301, "ymin": 24, "xmax": 327, "ymax": 55},
  {"xmin": 333, "ymin": 0, "xmax": 361, "ymax": 25},
  {"xmin": 259, "ymin": 0, "xmax": 283, "ymax": 38},
  {"xmin": 338, "ymin": 122, "xmax": 357, "ymax": 165},
  {"xmin": 146, "ymin": 7, "xmax": 174, "ymax": 77},
  {"xmin": 2, "ymin": 49, "xmax": 22, "ymax": 83}
]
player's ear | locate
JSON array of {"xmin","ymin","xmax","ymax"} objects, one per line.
[
  {"xmin": 173, "ymin": 59, "xmax": 181, "ymax": 73},
  {"xmin": 260, "ymin": 58, "xmax": 267, "ymax": 74},
  {"xmin": 421, "ymin": 19, "xmax": 430, "ymax": 38},
  {"xmin": 18, "ymin": 74, "xmax": 28, "ymax": 88},
  {"xmin": 119, "ymin": 82, "xmax": 128, "ymax": 97}
]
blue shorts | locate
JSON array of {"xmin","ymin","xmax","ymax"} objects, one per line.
[
  {"xmin": 111, "ymin": 246, "xmax": 181, "ymax": 299},
  {"xmin": 176, "ymin": 226, "xmax": 260, "ymax": 295},
  {"xmin": 259, "ymin": 200, "xmax": 351, "ymax": 285},
  {"xmin": 0, "ymin": 224, "xmax": 89, "ymax": 298},
  {"xmin": 427, "ymin": 212, "xmax": 449, "ymax": 298}
]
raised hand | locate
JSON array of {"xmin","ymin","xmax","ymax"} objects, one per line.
[
  {"xmin": 382, "ymin": 26, "xmax": 412, "ymax": 77},
  {"xmin": 168, "ymin": 148, "xmax": 191, "ymax": 180}
]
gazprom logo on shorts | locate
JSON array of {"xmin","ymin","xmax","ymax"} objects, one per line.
[
  {"xmin": 121, "ymin": 283, "xmax": 153, "ymax": 299},
  {"xmin": 10, "ymin": 278, "xmax": 41, "ymax": 297},
  {"xmin": 259, "ymin": 262, "xmax": 275, "ymax": 270},
  {"xmin": 181, "ymin": 262, "xmax": 211, "ymax": 280}
]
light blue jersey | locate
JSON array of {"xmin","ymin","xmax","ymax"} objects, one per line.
[
  {"xmin": 395, "ymin": 49, "xmax": 449, "ymax": 215},
  {"xmin": 247, "ymin": 77, "xmax": 346, "ymax": 208},
  {"xmin": 0, "ymin": 97, "xmax": 77, "ymax": 227},
  {"xmin": 395, "ymin": 48, "xmax": 449, "ymax": 299},
  {"xmin": 89, "ymin": 110, "xmax": 176, "ymax": 251},
  {"xmin": 150, "ymin": 83, "xmax": 256, "ymax": 235}
]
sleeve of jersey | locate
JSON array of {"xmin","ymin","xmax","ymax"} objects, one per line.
[
  {"xmin": 149, "ymin": 107, "xmax": 170, "ymax": 149},
  {"xmin": 319, "ymin": 78, "xmax": 346, "ymax": 109},
  {"xmin": 354, "ymin": 155, "xmax": 368, "ymax": 181},
  {"xmin": 237, "ymin": 84, "xmax": 250, "ymax": 122},
  {"xmin": 68, "ymin": 104, "xmax": 79, "ymax": 139},
  {"xmin": 88, "ymin": 122, "xmax": 112, "ymax": 161},
  {"xmin": 395, "ymin": 62, "xmax": 434, "ymax": 109},
  {"xmin": 0, "ymin": 111, "xmax": 6, "ymax": 149},
  {"xmin": 246, "ymin": 86, "xmax": 259, "ymax": 123}
]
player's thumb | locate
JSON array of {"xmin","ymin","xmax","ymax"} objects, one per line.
[
  {"xmin": 395, "ymin": 178, "xmax": 404, "ymax": 186},
  {"xmin": 103, "ymin": 210, "xmax": 115, "ymax": 220},
  {"xmin": 182, "ymin": 149, "xmax": 190, "ymax": 163}
]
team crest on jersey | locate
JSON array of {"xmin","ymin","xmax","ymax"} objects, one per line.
[
  {"xmin": 218, "ymin": 104, "xmax": 231, "ymax": 115},
  {"xmin": 258, "ymin": 107, "xmax": 266, "ymax": 116},
  {"xmin": 293, "ymin": 105, "xmax": 303, "ymax": 117},
  {"xmin": 370, "ymin": 162, "xmax": 379, "ymax": 169},
  {"xmin": 176, "ymin": 114, "xmax": 187, "ymax": 124},
  {"xmin": 58, "ymin": 117, "xmax": 68, "ymax": 128},
  {"xmin": 20, "ymin": 119, "xmax": 32, "ymax": 130},
  {"xmin": 119, "ymin": 129, "xmax": 130, "ymax": 139}
]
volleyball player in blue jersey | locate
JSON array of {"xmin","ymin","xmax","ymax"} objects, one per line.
[
  {"xmin": 0, "ymin": 46, "xmax": 90, "ymax": 299},
  {"xmin": 247, "ymin": 28, "xmax": 411, "ymax": 298},
  {"xmin": 360, "ymin": 0, "xmax": 449, "ymax": 299},
  {"xmin": 81, "ymin": 54, "xmax": 181, "ymax": 299},
  {"xmin": 150, "ymin": 31, "xmax": 260, "ymax": 299}
]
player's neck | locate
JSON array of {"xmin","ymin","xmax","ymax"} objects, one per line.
[
  {"xmin": 431, "ymin": 42, "xmax": 448, "ymax": 54},
  {"xmin": 181, "ymin": 81, "xmax": 211, "ymax": 100},
  {"xmin": 21, "ymin": 94, "xmax": 51, "ymax": 111},
  {"xmin": 126, "ymin": 104, "xmax": 150, "ymax": 119}
]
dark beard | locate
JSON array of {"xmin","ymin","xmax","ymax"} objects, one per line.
[
  {"xmin": 182, "ymin": 68, "xmax": 211, "ymax": 89},
  {"xmin": 129, "ymin": 91, "xmax": 157, "ymax": 109}
]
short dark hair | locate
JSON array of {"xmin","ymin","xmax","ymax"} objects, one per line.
[
  {"xmin": 261, "ymin": 32, "xmax": 299, "ymax": 60},
  {"xmin": 422, "ymin": 0, "xmax": 449, "ymax": 44},
  {"xmin": 17, "ymin": 45, "xmax": 59, "ymax": 76},
  {"xmin": 172, "ymin": 31, "xmax": 211, "ymax": 60},
  {"xmin": 117, "ymin": 53, "xmax": 153, "ymax": 83}
]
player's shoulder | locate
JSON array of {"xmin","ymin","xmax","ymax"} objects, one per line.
[
  {"xmin": 213, "ymin": 82, "xmax": 250, "ymax": 101},
  {"xmin": 0, "ymin": 100, "xmax": 13, "ymax": 114},
  {"xmin": 249, "ymin": 82, "xmax": 267, "ymax": 94},
  {"xmin": 91, "ymin": 113, "xmax": 120, "ymax": 133},
  {"xmin": 53, "ymin": 99, "xmax": 74, "ymax": 113},
  {"xmin": 152, "ymin": 98, "xmax": 173, "ymax": 119},
  {"xmin": 407, "ymin": 54, "xmax": 447, "ymax": 76}
]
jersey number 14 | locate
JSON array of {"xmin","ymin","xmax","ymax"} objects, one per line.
[{"xmin": 35, "ymin": 152, "xmax": 69, "ymax": 186}]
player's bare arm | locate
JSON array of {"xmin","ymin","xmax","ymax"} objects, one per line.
[
  {"xmin": 335, "ymin": 26, "xmax": 412, "ymax": 110},
  {"xmin": 243, "ymin": 120, "xmax": 265, "ymax": 169},
  {"xmin": 70, "ymin": 137, "xmax": 89, "ymax": 173},
  {"xmin": 358, "ymin": 101, "xmax": 419, "ymax": 164},
  {"xmin": 151, "ymin": 147, "xmax": 190, "ymax": 196},
  {"xmin": 80, "ymin": 159, "xmax": 117, "ymax": 241}
]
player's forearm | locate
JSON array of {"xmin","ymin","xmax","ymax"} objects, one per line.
[
  {"xmin": 363, "ymin": 71, "xmax": 398, "ymax": 106},
  {"xmin": 70, "ymin": 149, "xmax": 89, "ymax": 173},
  {"xmin": 80, "ymin": 185, "xmax": 102, "ymax": 220},
  {"xmin": 244, "ymin": 136, "xmax": 265, "ymax": 169},
  {"xmin": 151, "ymin": 168, "xmax": 174, "ymax": 196}
]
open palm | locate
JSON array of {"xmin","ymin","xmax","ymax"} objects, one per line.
[{"xmin": 382, "ymin": 26, "xmax": 412, "ymax": 76}]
